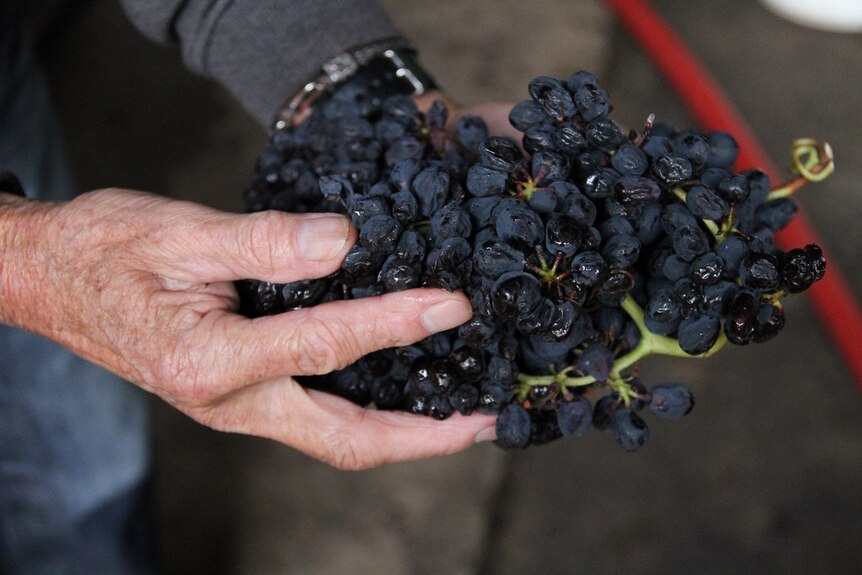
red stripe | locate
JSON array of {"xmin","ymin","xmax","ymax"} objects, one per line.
[{"xmin": 605, "ymin": 0, "xmax": 862, "ymax": 392}]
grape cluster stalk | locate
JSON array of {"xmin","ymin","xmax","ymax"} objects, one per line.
[{"xmin": 238, "ymin": 72, "xmax": 833, "ymax": 451}]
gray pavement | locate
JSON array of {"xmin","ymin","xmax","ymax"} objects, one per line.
[{"xmin": 33, "ymin": 0, "xmax": 862, "ymax": 573}]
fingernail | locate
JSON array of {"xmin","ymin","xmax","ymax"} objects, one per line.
[
  {"xmin": 296, "ymin": 215, "xmax": 350, "ymax": 261},
  {"xmin": 421, "ymin": 298, "xmax": 472, "ymax": 333},
  {"xmin": 474, "ymin": 426, "xmax": 497, "ymax": 444}
]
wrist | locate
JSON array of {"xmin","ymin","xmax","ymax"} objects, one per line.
[
  {"xmin": 274, "ymin": 38, "xmax": 440, "ymax": 130},
  {"xmin": 0, "ymin": 193, "xmax": 56, "ymax": 330}
]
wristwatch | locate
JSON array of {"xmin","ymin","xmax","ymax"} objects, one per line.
[{"xmin": 273, "ymin": 37, "xmax": 439, "ymax": 131}]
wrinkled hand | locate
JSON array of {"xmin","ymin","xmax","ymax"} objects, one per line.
[{"xmin": 0, "ymin": 189, "xmax": 496, "ymax": 469}]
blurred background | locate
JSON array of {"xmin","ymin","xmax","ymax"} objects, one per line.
[{"xmin": 24, "ymin": 0, "xmax": 862, "ymax": 573}]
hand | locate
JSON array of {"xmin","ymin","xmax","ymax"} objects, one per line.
[
  {"xmin": 415, "ymin": 90, "xmax": 521, "ymax": 142},
  {"xmin": 0, "ymin": 189, "xmax": 496, "ymax": 469}
]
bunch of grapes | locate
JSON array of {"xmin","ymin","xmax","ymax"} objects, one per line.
[{"xmin": 238, "ymin": 71, "xmax": 833, "ymax": 451}]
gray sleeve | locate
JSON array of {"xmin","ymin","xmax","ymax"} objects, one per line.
[{"xmin": 120, "ymin": 0, "xmax": 402, "ymax": 127}]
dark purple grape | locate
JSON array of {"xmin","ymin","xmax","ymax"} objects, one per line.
[
  {"xmin": 359, "ymin": 214, "xmax": 401, "ymax": 255},
  {"xmin": 281, "ymin": 279, "xmax": 328, "ymax": 309},
  {"xmin": 495, "ymin": 201, "xmax": 544, "ymax": 248},
  {"xmin": 479, "ymin": 136, "xmax": 525, "ymax": 173},
  {"xmin": 724, "ymin": 288, "xmax": 759, "ymax": 345},
  {"xmin": 652, "ymin": 154, "xmax": 692, "ymax": 188},
  {"xmin": 672, "ymin": 129, "xmax": 710, "ymax": 173},
  {"xmin": 632, "ymin": 202, "xmax": 664, "ymax": 245},
  {"xmin": 384, "ymin": 135, "xmax": 425, "ymax": 165},
  {"xmin": 394, "ymin": 230, "xmax": 425, "ymax": 263},
  {"xmin": 528, "ymin": 75, "xmax": 576, "ymax": 119},
  {"xmin": 677, "ymin": 314, "xmax": 721, "ymax": 355},
  {"xmin": 424, "ymin": 99, "xmax": 448, "ymax": 131},
  {"xmin": 569, "ymin": 251, "xmax": 609, "ymax": 286},
  {"xmin": 509, "ymin": 99, "xmax": 547, "ymax": 132},
  {"xmin": 706, "ymin": 131, "xmax": 738, "ymax": 169},
  {"xmin": 757, "ymin": 199, "xmax": 798, "ymax": 231},
  {"xmin": 559, "ymin": 189, "xmax": 598, "ymax": 226},
  {"xmin": 686, "ymin": 185, "xmax": 727, "ymax": 221},
  {"xmin": 556, "ymin": 397, "xmax": 593, "ymax": 437},
  {"xmin": 427, "ymin": 393, "xmax": 455, "ymax": 421},
  {"xmin": 779, "ymin": 247, "xmax": 821, "ymax": 293},
  {"xmin": 717, "ymin": 234, "xmax": 750, "ymax": 278},
  {"xmin": 545, "ymin": 214, "xmax": 583, "ymax": 258},
  {"xmin": 455, "ymin": 115, "xmax": 488, "ymax": 152},
  {"xmin": 661, "ymin": 203, "xmax": 699, "ymax": 234},
  {"xmin": 572, "ymin": 77, "xmax": 610, "ymax": 121},
  {"xmin": 717, "ymin": 174, "xmax": 750, "ymax": 204},
  {"xmin": 391, "ymin": 189, "xmax": 418, "ymax": 224},
  {"xmin": 527, "ymin": 189, "xmax": 558, "ymax": 214},
  {"xmin": 241, "ymin": 70, "xmax": 816, "ymax": 453},
  {"xmin": 662, "ymin": 254, "xmax": 690, "ymax": 282},
  {"xmin": 466, "ymin": 165, "xmax": 507, "ymax": 197},
  {"xmin": 348, "ymin": 194, "xmax": 390, "ymax": 227},
  {"xmin": 673, "ymin": 278, "xmax": 703, "ymax": 318},
  {"xmin": 516, "ymin": 297, "xmax": 557, "ymax": 335},
  {"xmin": 431, "ymin": 203, "xmax": 472, "ymax": 241},
  {"xmin": 601, "ymin": 233, "xmax": 641, "ymax": 268},
  {"xmin": 473, "ymin": 238, "xmax": 525, "ymax": 278},
  {"xmin": 585, "ymin": 117, "xmax": 624, "ymax": 151},
  {"xmin": 379, "ymin": 258, "xmax": 420, "ymax": 291},
  {"xmin": 612, "ymin": 409, "xmax": 649, "ymax": 452},
  {"xmin": 648, "ymin": 383, "xmax": 694, "ymax": 419},
  {"xmin": 611, "ymin": 144, "xmax": 649, "ymax": 176},
  {"xmin": 614, "ymin": 175, "xmax": 661, "ymax": 207},
  {"xmin": 753, "ymin": 303, "xmax": 785, "ymax": 343},
  {"xmin": 578, "ymin": 341, "xmax": 614, "ymax": 381},
  {"xmin": 492, "ymin": 272, "xmax": 542, "ymax": 318},
  {"xmin": 673, "ymin": 225, "xmax": 710, "ymax": 262},
  {"xmin": 412, "ymin": 165, "xmax": 450, "ymax": 217},
  {"xmin": 641, "ymin": 134, "xmax": 672, "ymax": 160},
  {"xmin": 700, "ymin": 280, "xmax": 736, "ymax": 317},
  {"xmin": 495, "ymin": 403, "xmax": 532, "ymax": 448},
  {"xmin": 553, "ymin": 122, "xmax": 588, "ymax": 155},
  {"xmin": 645, "ymin": 288, "xmax": 681, "ymax": 336},
  {"xmin": 740, "ymin": 252, "xmax": 781, "ymax": 291},
  {"xmin": 390, "ymin": 158, "xmax": 422, "ymax": 192},
  {"xmin": 592, "ymin": 394, "xmax": 619, "ymax": 432},
  {"xmin": 370, "ymin": 377, "xmax": 404, "ymax": 409},
  {"xmin": 689, "ymin": 252, "xmax": 725, "ymax": 286},
  {"xmin": 449, "ymin": 384, "xmax": 480, "ymax": 415}
]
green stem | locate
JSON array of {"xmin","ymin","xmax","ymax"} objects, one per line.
[{"xmin": 517, "ymin": 295, "xmax": 727, "ymax": 395}]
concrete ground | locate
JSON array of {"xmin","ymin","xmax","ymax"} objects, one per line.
[{"xmin": 30, "ymin": 0, "xmax": 862, "ymax": 573}]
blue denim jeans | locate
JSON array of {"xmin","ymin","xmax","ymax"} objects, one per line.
[{"xmin": 0, "ymin": 12, "xmax": 153, "ymax": 575}]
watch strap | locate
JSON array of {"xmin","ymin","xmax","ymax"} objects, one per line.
[{"xmin": 273, "ymin": 38, "xmax": 439, "ymax": 131}]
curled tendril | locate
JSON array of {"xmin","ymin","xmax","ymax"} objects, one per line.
[
  {"xmin": 792, "ymin": 138, "xmax": 834, "ymax": 182},
  {"xmin": 768, "ymin": 138, "xmax": 835, "ymax": 200}
]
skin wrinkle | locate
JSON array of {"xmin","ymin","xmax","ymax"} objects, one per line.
[
  {"xmin": 238, "ymin": 210, "xmax": 291, "ymax": 279},
  {"xmin": 288, "ymin": 314, "xmax": 362, "ymax": 376},
  {"xmin": 157, "ymin": 305, "xmax": 239, "ymax": 407}
]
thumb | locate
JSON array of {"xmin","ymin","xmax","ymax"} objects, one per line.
[{"xmin": 165, "ymin": 209, "xmax": 357, "ymax": 284}]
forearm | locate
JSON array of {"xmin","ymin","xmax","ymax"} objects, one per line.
[{"xmin": 120, "ymin": 0, "xmax": 402, "ymax": 126}]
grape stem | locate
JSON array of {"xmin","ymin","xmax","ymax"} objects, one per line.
[
  {"xmin": 517, "ymin": 138, "xmax": 832, "ymax": 400},
  {"xmin": 517, "ymin": 294, "xmax": 727, "ymax": 396},
  {"xmin": 767, "ymin": 139, "xmax": 834, "ymax": 200}
]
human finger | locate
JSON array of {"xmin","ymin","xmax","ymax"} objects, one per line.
[{"xmin": 168, "ymin": 289, "xmax": 472, "ymax": 406}]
